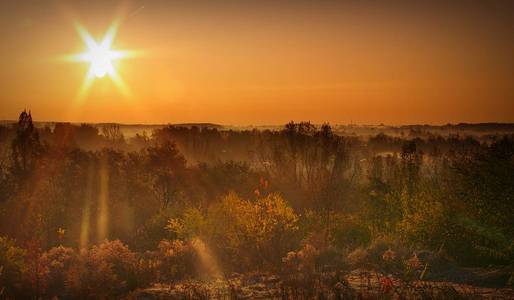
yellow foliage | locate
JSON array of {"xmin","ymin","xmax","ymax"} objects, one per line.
[{"xmin": 167, "ymin": 192, "xmax": 299, "ymax": 269}]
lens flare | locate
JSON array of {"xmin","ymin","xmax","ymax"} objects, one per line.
[{"xmin": 61, "ymin": 21, "xmax": 142, "ymax": 100}]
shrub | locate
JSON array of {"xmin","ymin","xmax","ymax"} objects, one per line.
[
  {"xmin": 65, "ymin": 240, "xmax": 138, "ymax": 299},
  {"xmin": 397, "ymin": 190, "xmax": 448, "ymax": 248},
  {"xmin": 133, "ymin": 211, "xmax": 173, "ymax": 251},
  {"xmin": 39, "ymin": 246, "xmax": 77, "ymax": 298},
  {"xmin": 166, "ymin": 208, "xmax": 206, "ymax": 240},
  {"xmin": 166, "ymin": 192, "xmax": 300, "ymax": 271},
  {"xmin": 205, "ymin": 193, "xmax": 300, "ymax": 270},
  {"xmin": 346, "ymin": 247, "xmax": 367, "ymax": 267},
  {"xmin": 354, "ymin": 236, "xmax": 411, "ymax": 275},
  {"xmin": 282, "ymin": 244, "xmax": 319, "ymax": 275},
  {"xmin": 0, "ymin": 236, "xmax": 26, "ymax": 298},
  {"xmin": 154, "ymin": 239, "xmax": 195, "ymax": 282},
  {"xmin": 330, "ymin": 215, "xmax": 371, "ymax": 250},
  {"xmin": 445, "ymin": 215, "xmax": 514, "ymax": 266}
]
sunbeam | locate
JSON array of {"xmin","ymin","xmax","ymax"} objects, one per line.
[
  {"xmin": 97, "ymin": 160, "xmax": 109, "ymax": 242},
  {"xmin": 80, "ymin": 163, "xmax": 95, "ymax": 250}
]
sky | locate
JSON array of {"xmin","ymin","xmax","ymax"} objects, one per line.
[{"xmin": 0, "ymin": 0, "xmax": 513, "ymax": 125}]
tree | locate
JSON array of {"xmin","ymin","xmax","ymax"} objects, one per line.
[
  {"xmin": 145, "ymin": 142, "xmax": 187, "ymax": 210},
  {"xmin": 102, "ymin": 124, "xmax": 125, "ymax": 148},
  {"xmin": 11, "ymin": 110, "xmax": 41, "ymax": 178}
]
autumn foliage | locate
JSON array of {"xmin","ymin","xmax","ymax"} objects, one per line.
[{"xmin": 0, "ymin": 112, "xmax": 513, "ymax": 298}]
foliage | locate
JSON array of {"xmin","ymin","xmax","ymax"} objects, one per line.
[
  {"xmin": 0, "ymin": 236, "xmax": 26, "ymax": 298},
  {"xmin": 133, "ymin": 211, "xmax": 175, "ymax": 251},
  {"xmin": 330, "ymin": 215, "xmax": 372, "ymax": 250},
  {"xmin": 282, "ymin": 243, "xmax": 319, "ymax": 276},
  {"xmin": 396, "ymin": 189, "xmax": 448, "ymax": 248},
  {"xmin": 39, "ymin": 246, "xmax": 77, "ymax": 297},
  {"xmin": 65, "ymin": 240, "xmax": 138, "ymax": 299},
  {"xmin": 0, "ymin": 111, "xmax": 513, "ymax": 296},
  {"xmin": 207, "ymin": 193, "xmax": 300, "ymax": 270},
  {"xmin": 445, "ymin": 215, "xmax": 514, "ymax": 266},
  {"xmin": 166, "ymin": 193, "xmax": 300, "ymax": 271},
  {"xmin": 154, "ymin": 239, "xmax": 195, "ymax": 282}
]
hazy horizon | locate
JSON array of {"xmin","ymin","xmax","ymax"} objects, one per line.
[{"xmin": 2, "ymin": 115, "xmax": 514, "ymax": 127}]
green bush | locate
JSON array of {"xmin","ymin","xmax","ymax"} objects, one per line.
[{"xmin": 445, "ymin": 215, "xmax": 514, "ymax": 266}]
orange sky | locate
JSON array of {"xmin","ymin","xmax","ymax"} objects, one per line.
[{"xmin": 0, "ymin": 0, "xmax": 513, "ymax": 125}]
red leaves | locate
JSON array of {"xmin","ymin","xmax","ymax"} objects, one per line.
[
  {"xmin": 254, "ymin": 177, "xmax": 269, "ymax": 197},
  {"xmin": 380, "ymin": 276, "xmax": 394, "ymax": 293}
]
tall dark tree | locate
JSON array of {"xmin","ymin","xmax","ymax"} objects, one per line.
[{"xmin": 11, "ymin": 110, "xmax": 41, "ymax": 178}]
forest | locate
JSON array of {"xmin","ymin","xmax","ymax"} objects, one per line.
[{"xmin": 0, "ymin": 110, "xmax": 513, "ymax": 299}]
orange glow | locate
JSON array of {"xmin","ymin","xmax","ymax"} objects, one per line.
[{"xmin": 0, "ymin": 1, "xmax": 513, "ymax": 124}]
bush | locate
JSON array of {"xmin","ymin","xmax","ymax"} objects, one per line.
[
  {"xmin": 330, "ymin": 215, "xmax": 371, "ymax": 250},
  {"xmin": 132, "ymin": 211, "xmax": 173, "ymax": 251},
  {"xmin": 154, "ymin": 239, "xmax": 195, "ymax": 282},
  {"xmin": 445, "ymin": 215, "xmax": 514, "ymax": 266},
  {"xmin": 397, "ymin": 189, "xmax": 448, "ymax": 248},
  {"xmin": 282, "ymin": 244, "xmax": 319, "ymax": 275},
  {"xmin": 0, "ymin": 236, "xmax": 26, "ymax": 298},
  {"xmin": 166, "ymin": 192, "xmax": 300, "ymax": 271},
  {"xmin": 353, "ymin": 236, "xmax": 412, "ymax": 275},
  {"xmin": 166, "ymin": 208, "xmax": 206, "ymax": 240},
  {"xmin": 39, "ymin": 246, "xmax": 77, "ymax": 298},
  {"xmin": 346, "ymin": 247, "xmax": 368, "ymax": 267},
  {"xmin": 65, "ymin": 240, "xmax": 138, "ymax": 299},
  {"xmin": 205, "ymin": 193, "xmax": 300, "ymax": 270}
]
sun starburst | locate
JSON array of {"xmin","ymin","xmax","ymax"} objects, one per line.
[{"xmin": 61, "ymin": 21, "xmax": 141, "ymax": 100}]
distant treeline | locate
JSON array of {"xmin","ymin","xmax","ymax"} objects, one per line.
[
  {"xmin": 0, "ymin": 118, "xmax": 511, "ymax": 165},
  {"xmin": 1, "ymin": 119, "xmax": 513, "ymax": 138}
]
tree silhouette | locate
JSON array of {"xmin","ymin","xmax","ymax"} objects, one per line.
[{"xmin": 11, "ymin": 110, "xmax": 41, "ymax": 178}]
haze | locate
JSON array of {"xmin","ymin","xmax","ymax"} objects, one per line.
[{"xmin": 1, "ymin": 0, "xmax": 513, "ymax": 125}]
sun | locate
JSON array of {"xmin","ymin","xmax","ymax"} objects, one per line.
[
  {"xmin": 86, "ymin": 43, "xmax": 116, "ymax": 78},
  {"xmin": 61, "ymin": 21, "xmax": 141, "ymax": 99}
]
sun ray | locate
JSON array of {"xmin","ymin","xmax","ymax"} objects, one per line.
[
  {"xmin": 74, "ymin": 22, "xmax": 98, "ymax": 51},
  {"xmin": 109, "ymin": 68, "xmax": 132, "ymax": 97},
  {"xmin": 100, "ymin": 20, "xmax": 119, "ymax": 49},
  {"xmin": 111, "ymin": 49, "xmax": 143, "ymax": 60},
  {"xmin": 77, "ymin": 68, "xmax": 96, "ymax": 101},
  {"xmin": 97, "ymin": 161, "xmax": 109, "ymax": 242}
]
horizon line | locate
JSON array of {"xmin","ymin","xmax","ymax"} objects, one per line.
[{"xmin": 1, "ymin": 119, "xmax": 514, "ymax": 128}]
